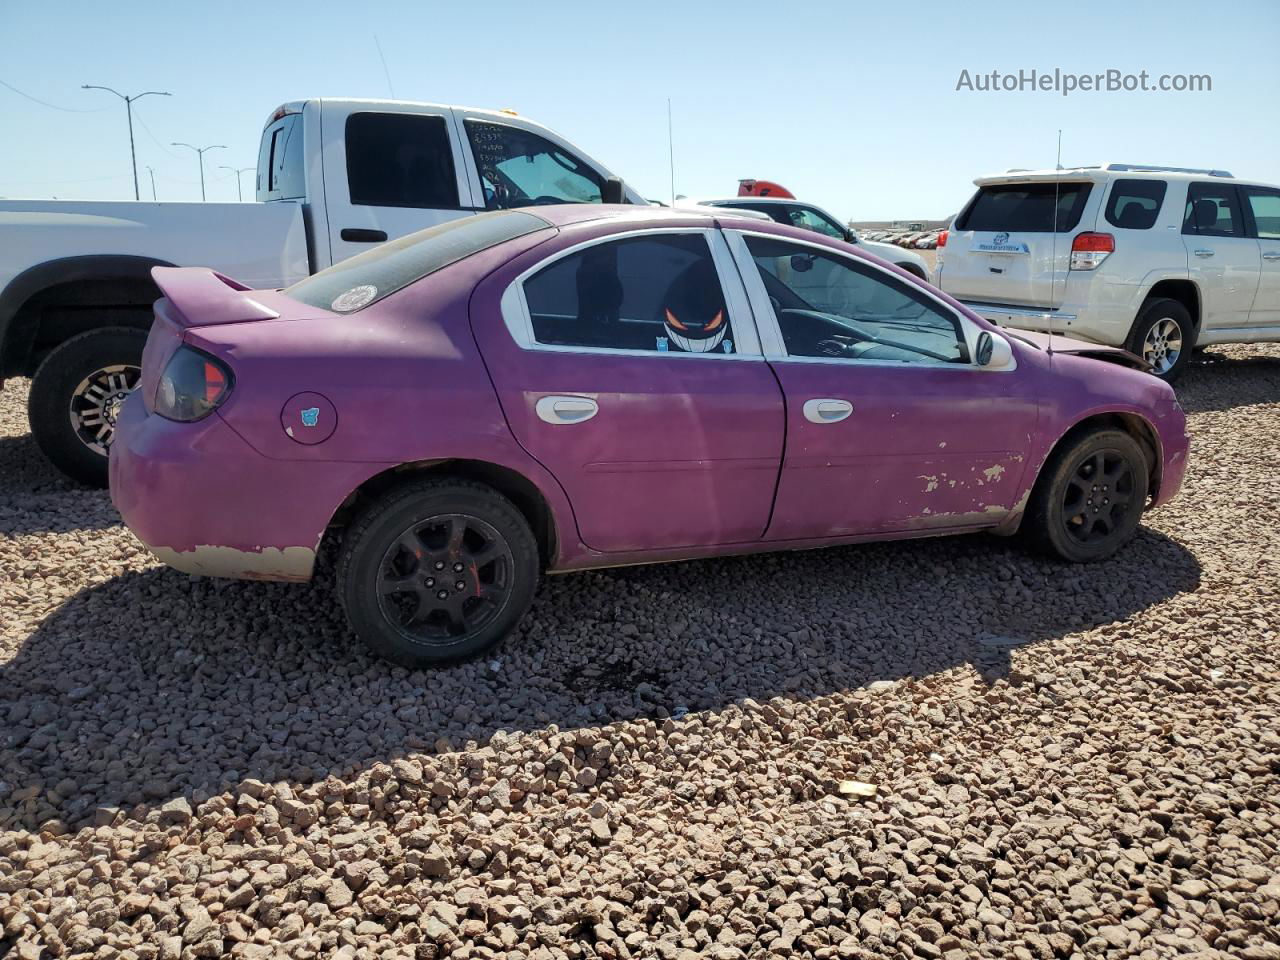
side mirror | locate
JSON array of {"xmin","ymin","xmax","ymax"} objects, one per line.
[
  {"xmin": 975, "ymin": 330, "xmax": 1013, "ymax": 367},
  {"xmin": 844, "ymin": 229, "xmax": 858, "ymax": 244},
  {"xmin": 790, "ymin": 254, "xmax": 815, "ymax": 273},
  {"xmin": 601, "ymin": 177, "xmax": 625, "ymax": 204}
]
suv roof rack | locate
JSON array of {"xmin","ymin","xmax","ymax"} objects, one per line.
[{"xmin": 1104, "ymin": 163, "xmax": 1234, "ymax": 178}]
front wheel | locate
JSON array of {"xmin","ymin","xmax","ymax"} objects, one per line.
[
  {"xmin": 1023, "ymin": 429, "xmax": 1150, "ymax": 563},
  {"xmin": 28, "ymin": 326, "xmax": 147, "ymax": 486},
  {"xmin": 337, "ymin": 479, "xmax": 540, "ymax": 667},
  {"xmin": 1127, "ymin": 298, "xmax": 1194, "ymax": 381}
]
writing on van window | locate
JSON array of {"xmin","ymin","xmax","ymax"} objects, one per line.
[
  {"xmin": 466, "ymin": 120, "xmax": 602, "ymax": 210},
  {"xmin": 523, "ymin": 234, "xmax": 735, "ymax": 354}
]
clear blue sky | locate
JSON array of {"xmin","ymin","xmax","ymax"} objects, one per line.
[{"xmin": 2, "ymin": 0, "xmax": 1277, "ymax": 221}]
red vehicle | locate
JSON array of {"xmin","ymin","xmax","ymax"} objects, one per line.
[
  {"xmin": 112, "ymin": 205, "xmax": 1188, "ymax": 667},
  {"xmin": 738, "ymin": 179, "xmax": 795, "ymax": 199}
]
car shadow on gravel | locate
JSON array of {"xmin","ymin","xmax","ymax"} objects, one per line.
[
  {"xmin": 0, "ymin": 523, "xmax": 1200, "ymax": 831},
  {"xmin": 0, "ymin": 434, "xmax": 122, "ymax": 534},
  {"xmin": 1177, "ymin": 349, "xmax": 1280, "ymax": 414}
]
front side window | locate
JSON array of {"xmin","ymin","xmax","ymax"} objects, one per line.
[
  {"xmin": 523, "ymin": 233, "xmax": 736, "ymax": 354},
  {"xmin": 1183, "ymin": 182, "xmax": 1243, "ymax": 237},
  {"xmin": 786, "ymin": 205, "xmax": 847, "ymax": 239},
  {"xmin": 744, "ymin": 236, "xmax": 966, "ymax": 364},
  {"xmin": 345, "ymin": 112, "xmax": 459, "ymax": 209},
  {"xmin": 1244, "ymin": 188, "xmax": 1280, "ymax": 239},
  {"xmin": 467, "ymin": 120, "xmax": 603, "ymax": 210},
  {"xmin": 1105, "ymin": 179, "xmax": 1167, "ymax": 230},
  {"xmin": 957, "ymin": 182, "xmax": 1093, "ymax": 233}
]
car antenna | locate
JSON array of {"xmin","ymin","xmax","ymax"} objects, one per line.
[
  {"xmin": 1048, "ymin": 129, "xmax": 1062, "ymax": 358},
  {"xmin": 667, "ymin": 98, "xmax": 676, "ymax": 208}
]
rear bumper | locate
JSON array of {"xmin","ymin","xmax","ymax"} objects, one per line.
[
  {"xmin": 109, "ymin": 395, "xmax": 376, "ymax": 582},
  {"xmin": 960, "ymin": 300, "xmax": 1133, "ymax": 347}
]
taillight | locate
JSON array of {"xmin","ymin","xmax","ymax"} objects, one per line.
[
  {"xmin": 155, "ymin": 346, "xmax": 233, "ymax": 422},
  {"xmin": 1070, "ymin": 232, "xmax": 1114, "ymax": 270},
  {"xmin": 936, "ymin": 230, "xmax": 948, "ymax": 248}
]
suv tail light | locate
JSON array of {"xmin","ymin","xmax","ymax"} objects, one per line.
[
  {"xmin": 1070, "ymin": 232, "xmax": 1114, "ymax": 270},
  {"xmin": 936, "ymin": 230, "xmax": 948, "ymax": 248},
  {"xmin": 155, "ymin": 346, "xmax": 233, "ymax": 422}
]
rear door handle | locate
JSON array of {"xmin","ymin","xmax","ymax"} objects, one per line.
[
  {"xmin": 340, "ymin": 228, "xmax": 388, "ymax": 243},
  {"xmin": 1263, "ymin": 251, "xmax": 1280, "ymax": 261},
  {"xmin": 1193, "ymin": 248, "xmax": 1215, "ymax": 258},
  {"xmin": 535, "ymin": 395, "xmax": 599, "ymax": 424},
  {"xmin": 802, "ymin": 398, "xmax": 853, "ymax": 424}
]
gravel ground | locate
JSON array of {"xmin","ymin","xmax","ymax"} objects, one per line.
[{"xmin": 1, "ymin": 346, "xmax": 1278, "ymax": 960}]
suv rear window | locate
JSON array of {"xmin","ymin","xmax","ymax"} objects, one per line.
[
  {"xmin": 957, "ymin": 182, "xmax": 1093, "ymax": 233},
  {"xmin": 285, "ymin": 211, "xmax": 550, "ymax": 313},
  {"xmin": 1105, "ymin": 179, "xmax": 1167, "ymax": 230}
]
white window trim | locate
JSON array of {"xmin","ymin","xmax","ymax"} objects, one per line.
[
  {"xmin": 500, "ymin": 227, "xmax": 766, "ymax": 360},
  {"xmin": 723, "ymin": 229, "xmax": 1017, "ymax": 372}
]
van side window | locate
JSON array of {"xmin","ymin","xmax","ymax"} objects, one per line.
[
  {"xmin": 345, "ymin": 113, "xmax": 459, "ymax": 209},
  {"xmin": 1104, "ymin": 179, "xmax": 1166, "ymax": 230},
  {"xmin": 466, "ymin": 120, "xmax": 603, "ymax": 210},
  {"xmin": 1182, "ymin": 183, "xmax": 1244, "ymax": 237}
]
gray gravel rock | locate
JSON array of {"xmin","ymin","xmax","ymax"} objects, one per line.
[{"xmin": 1, "ymin": 348, "xmax": 1279, "ymax": 958}]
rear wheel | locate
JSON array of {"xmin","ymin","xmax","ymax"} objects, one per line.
[
  {"xmin": 1023, "ymin": 429, "xmax": 1150, "ymax": 563},
  {"xmin": 337, "ymin": 479, "xmax": 540, "ymax": 667},
  {"xmin": 28, "ymin": 326, "xmax": 147, "ymax": 486},
  {"xmin": 1126, "ymin": 298, "xmax": 1194, "ymax": 381}
]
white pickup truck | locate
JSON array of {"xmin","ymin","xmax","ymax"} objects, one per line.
[{"xmin": 0, "ymin": 98, "xmax": 642, "ymax": 484}]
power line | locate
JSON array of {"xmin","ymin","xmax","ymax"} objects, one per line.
[{"xmin": 0, "ymin": 78, "xmax": 105, "ymax": 113}]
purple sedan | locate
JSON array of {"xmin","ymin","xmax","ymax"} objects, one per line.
[{"xmin": 111, "ymin": 206, "xmax": 1189, "ymax": 667}]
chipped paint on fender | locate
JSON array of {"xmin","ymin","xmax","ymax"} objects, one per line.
[{"xmin": 149, "ymin": 544, "xmax": 316, "ymax": 582}]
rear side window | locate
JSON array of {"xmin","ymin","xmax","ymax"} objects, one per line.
[
  {"xmin": 1182, "ymin": 183, "xmax": 1244, "ymax": 237},
  {"xmin": 1244, "ymin": 188, "xmax": 1280, "ymax": 239},
  {"xmin": 957, "ymin": 182, "xmax": 1093, "ymax": 232},
  {"xmin": 1105, "ymin": 179, "xmax": 1167, "ymax": 230},
  {"xmin": 285, "ymin": 211, "xmax": 549, "ymax": 313},
  {"xmin": 258, "ymin": 114, "xmax": 305, "ymax": 200},
  {"xmin": 522, "ymin": 233, "xmax": 736, "ymax": 354},
  {"xmin": 466, "ymin": 120, "xmax": 603, "ymax": 210},
  {"xmin": 345, "ymin": 112, "xmax": 459, "ymax": 209}
]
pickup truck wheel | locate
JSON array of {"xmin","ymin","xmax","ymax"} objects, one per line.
[
  {"xmin": 1023, "ymin": 428, "xmax": 1150, "ymax": 563},
  {"xmin": 28, "ymin": 327, "xmax": 147, "ymax": 487},
  {"xmin": 1126, "ymin": 298, "xmax": 1194, "ymax": 381},
  {"xmin": 338, "ymin": 479, "xmax": 540, "ymax": 668}
]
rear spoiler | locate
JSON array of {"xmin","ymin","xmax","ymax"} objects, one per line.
[{"xmin": 151, "ymin": 266, "xmax": 279, "ymax": 327}]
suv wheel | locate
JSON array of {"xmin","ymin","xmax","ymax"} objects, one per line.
[
  {"xmin": 337, "ymin": 479, "xmax": 540, "ymax": 668},
  {"xmin": 28, "ymin": 327, "xmax": 147, "ymax": 486},
  {"xmin": 1023, "ymin": 428, "xmax": 1150, "ymax": 563},
  {"xmin": 1127, "ymin": 298, "xmax": 1194, "ymax": 381}
]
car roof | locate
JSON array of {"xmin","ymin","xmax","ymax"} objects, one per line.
[{"xmin": 974, "ymin": 165, "xmax": 1277, "ymax": 189}]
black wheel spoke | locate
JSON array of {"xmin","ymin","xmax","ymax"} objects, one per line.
[
  {"xmin": 380, "ymin": 574, "xmax": 420, "ymax": 596},
  {"xmin": 446, "ymin": 517, "xmax": 467, "ymax": 555}
]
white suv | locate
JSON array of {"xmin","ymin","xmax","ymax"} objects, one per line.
[{"xmin": 936, "ymin": 163, "xmax": 1280, "ymax": 379}]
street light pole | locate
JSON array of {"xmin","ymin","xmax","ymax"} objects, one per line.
[
  {"xmin": 82, "ymin": 85, "xmax": 171, "ymax": 201},
  {"xmin": 145, "ymin": 165, "xmax": 157, "ymax": 201},
  {"xmin": 219, "ymin": 166, "xmax": 254, "ymax": 202},
  {"xmin": 172, "ymin": 142, "xmax": 226, "ymax": 201}
]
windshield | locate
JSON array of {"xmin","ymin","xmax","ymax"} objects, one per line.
[{"xmin": 285, "ymin": 211, "xmax": 551, "ymax": 313}]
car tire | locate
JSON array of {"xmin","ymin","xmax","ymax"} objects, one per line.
[
  {"xmin": 337, "ymin": 479, "xmax": 540, "ymax": 668},
  {"xmin": 28, "ymin": 326, "xmax": 147, "ymax": 487},
  {"xmin": 1126, "ymin": 298, "xmax": 1194, "ymax": 381},
  {"xmin": 1023, "ymin": 428, "xmax": 1150, "ymax": 563}
]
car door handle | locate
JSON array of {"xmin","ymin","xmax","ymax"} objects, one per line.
[
  {"xmin": 1193, "ymin": 248, "xmax": 1215, "ymax": 258},
  {"xmin": 340, "ymin": 228, "xmax": 388, "ymax": 243},
  {"xmin": 802, "ymin": 398, "xmax": 854, "ymax": 424},
  {"xmin": 535, "ymin": 395, "xmax": 599, "ymax": 424},
  {"xmin": 1263, "ymin": 251, "xmax": 1280, "ymax": 261}
]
